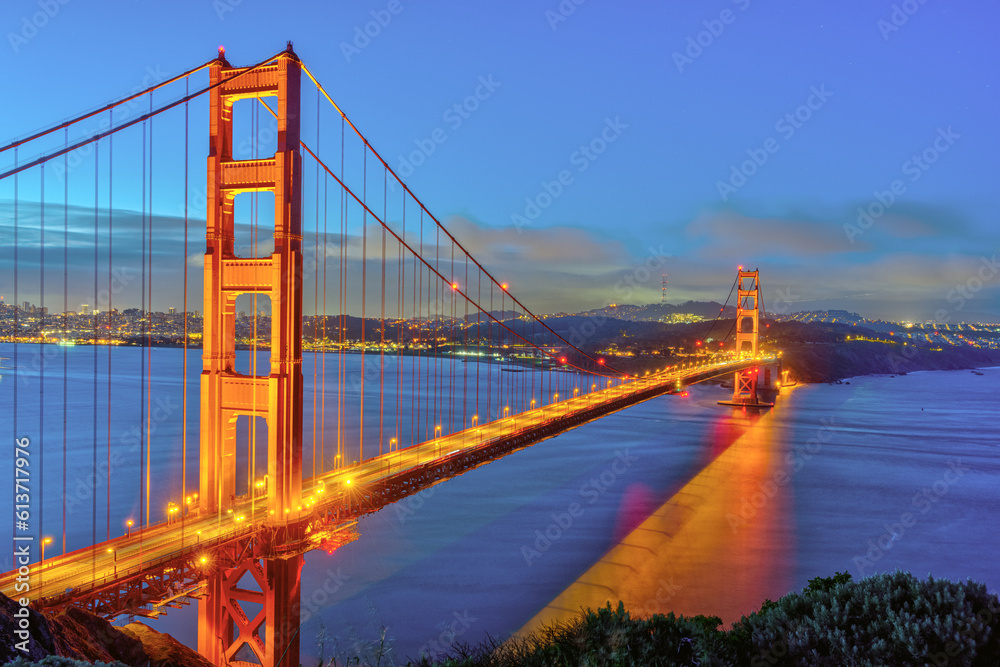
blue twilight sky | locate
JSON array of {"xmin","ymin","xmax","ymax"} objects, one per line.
[{"xmin": 0, "ymin": 0, "xmax": 998, "ymax": 322}]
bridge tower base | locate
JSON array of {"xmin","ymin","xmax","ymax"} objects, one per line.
[{"xmin": 198, "ymin": 551, "xmax": 304, "ymax": 667}]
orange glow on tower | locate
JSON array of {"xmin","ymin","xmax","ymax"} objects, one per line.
[
  {"xmin": 198, "ymin": 46, "xmax": 304, "ymax": 667},
  {"xmin": 724, "ymin": 268, "xmax": 770, "ymax": 407}
]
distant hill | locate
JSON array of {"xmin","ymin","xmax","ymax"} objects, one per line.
[
  {"xmin": 768, "ymin": 320, "xmax": 1000, "ymax": 382},
  {"xmin": 578, "ymin": 301, "xmax": 737, "ymax": 322}
]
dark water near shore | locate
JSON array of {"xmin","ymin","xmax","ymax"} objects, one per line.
[{"xmin": 1, "ymin": 344, "xmax": 997, "ymax": 664}]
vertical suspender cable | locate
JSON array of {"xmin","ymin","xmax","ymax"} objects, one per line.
[
  {"xmin": 499, "ymin": 286, "xmax": 504, "ymax": 416},
  {"xmin": 105, "ymin": 116, "xmax": 113, "ymax": 540},
  {"xmin": 92, "ymin": 132, "xmax": 99, "ymax": 569},
  {"xmin": 336, "ymin": 116, "xmax": 345, "ymax": 469},
  {"xmin": 487, "ymin": 284, "xmax": 493, "ymax": 423},
  {"xmin": 62, "ymin": 129, "xmax": 68, "ymax": 555},
  {"xmin": 433, "ymin": 225, "xmax": 439, "ymax": 437},
  {"xmin": 181, "ymin": 77, "xmax": 189, "ymax": 539},
  {"xmin": 139, "ymin": 112, "xmax": 147, "ymax": 529},
  {"xmin": 463, "ymin": 254, "xmax": 469, "ymax": 430},
  {"xmin": 312, "ymin": 93, "xmax": 320, "ymax": 479},
  {"xmin": 476, "ymin": 268, "xmax": 481, "ymax": 426},
  {"xmin": 12, "ymin": 147, "xmax": 17, "ymax": 564},
  {"xmin": 380, "ymin": 168, "xmax": 386, "ymax": 455},
  {"xmin": 393, "ymin": 192, "xmax": 406, "ymax": 451},
  {"xmin": 360, "ymin": 148, "xmax": 367, "ymax": 463},
  {"xmin": 146, "ymin": 95, "xmax": 155, "ymax": 526},
  {"xmin": 321, "ymin": 118, "xmax": 329, "ymax": 472},
  {"xmin": 410, "ymin": 204, "xmax": 417, "ymax": 448},
  {"xmin": 452, "ymin": 244, "xmax": 457, "ymax": 431},
  {"xmin": 39, "ymin": 164, "xmax": 45, "ymax": 548},
  {"xmin": 417, "ymin": 210, "xmax": 423, "ymax": 445}
]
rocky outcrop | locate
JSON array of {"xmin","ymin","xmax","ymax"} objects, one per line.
[{"xmin": 0, "ymin": 592, "xmax": 211, "ymax": 667}]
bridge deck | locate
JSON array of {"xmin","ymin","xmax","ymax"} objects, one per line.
[{"xmin": 0, "ymin": 357, "xmax": 774, "ymax": 617}]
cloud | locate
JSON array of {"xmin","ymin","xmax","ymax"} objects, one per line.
[
  {"xmin": 685, "ymin": 209, "xmax": 861, "ymax": 258},
  {"xmin": 0, "ymin": 200, "xmax": 995, "ymax": 322}
]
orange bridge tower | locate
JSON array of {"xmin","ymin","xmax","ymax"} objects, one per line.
[
  {"xmin": 719, "ymin": 268, "xmax": 774, "ymax": 408},
  {"xmin": 198, "ymin": 45, "xmax": 304, "ymax": 667}
]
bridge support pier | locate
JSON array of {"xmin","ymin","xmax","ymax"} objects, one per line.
[{"xmin": 198, "ymin": 553, "xmax": 304, "ymax": 667}]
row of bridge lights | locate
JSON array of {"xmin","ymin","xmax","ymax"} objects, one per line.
[
  {"xmin": 381, "ymin": 381, "xmax": 625, "ymax": 453},
  {"xmin": 105, "ymin": 492, "xmax": 202, "ymax": 543},
  {"xmin": 87, "ymin": 378, "xmax": 670, "ymax": 567}
]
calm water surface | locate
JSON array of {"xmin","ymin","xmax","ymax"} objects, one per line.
[{"xmin": 1, "ymin": 344, "xmax": 997, "ymax": 664}]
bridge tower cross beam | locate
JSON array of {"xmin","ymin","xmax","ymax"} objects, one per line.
[
  {"xmin": 198, "ymin": 45, "xmax": 304, "ymax": 667},
  {"xmin": 199, "ymin": 45, "xmax": 303, "ymax": 517}
]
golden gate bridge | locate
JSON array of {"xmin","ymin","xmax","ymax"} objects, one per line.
[{"xmin": 0, "ymin": 45, "xmax": 778, "ymax": 666}]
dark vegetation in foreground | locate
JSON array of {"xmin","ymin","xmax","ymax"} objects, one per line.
[
  {"xmin": 2, "ymin": 571, "xmax": 997, "ymax": 666},
  {"xmin": 413, "ymin": 572, "xmax": 1000, "ymax": 667}
]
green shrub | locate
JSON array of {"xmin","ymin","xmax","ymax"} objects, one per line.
[
  {"xmin": 416, "ymin": 572, "xmax": 1000, "ymax": 666},
  {"xmin": 416, "ymin": 601, "xmax": 723, "ymax": 666},
  {"xmin": 4, "ymin": 658, "xmax": 127, "ymax": 667},
  {"xmin": 727, "ymin": 570, "xmax": 1000, "ymax": 666}
]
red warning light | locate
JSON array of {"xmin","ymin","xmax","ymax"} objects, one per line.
[
  {"xmin": 695, "ymin": 340, "xmax": 702, "ymax": 347},
  {"xmin": 451, "ymin": 283, "xmax": 459, "ymax": 290},
  {"xmin": 559, "ymin": 357, "xmax": 567, "ymax": 364},
  {"xmin": 680, "ymin": 391, "xmax": 689, "ymax": 397},
  {"xmin": 597, "ymin": 358, "xmax": 605, "ymax": 365},
  {"xmin": 501, "ymin": 283, "xmax": 508, "ymax": 290}
]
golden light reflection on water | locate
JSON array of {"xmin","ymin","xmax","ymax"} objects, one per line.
[{"xmin": 519, "ymin": 391, "xmax": 798, "ymax": 634}]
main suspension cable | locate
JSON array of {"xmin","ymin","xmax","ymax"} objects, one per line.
[
  {"xmin": 0, "ymin": 50, "xmax": 288, "ymax": 182},
  {"xmin": 0, "ymin": 60, "xmax": 214, "ymax": 156},
  {"xmin": 299, "ymin": 63, "xmax": 625, "ymax": 377}
]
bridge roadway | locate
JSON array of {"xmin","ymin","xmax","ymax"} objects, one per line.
[{"xmin": 1, "ymin": 356, "xmax": 775, "ymax": 618}]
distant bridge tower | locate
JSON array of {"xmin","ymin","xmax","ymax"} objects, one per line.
[
  {"xmin": 198, "ymin": 45, "xmax": 304, "ymax": 667},
  {"xmin": 720, "ymin": 268, "xmax": 773, "ymax": 408},
  {"xmin": 734, "ymin": 268, "xmax": 759, "ymax": 359}
]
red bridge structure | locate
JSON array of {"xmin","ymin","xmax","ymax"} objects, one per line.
[{"xmin": 0, "ymin": 46, "xmax": 779, "ymax": 667}]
